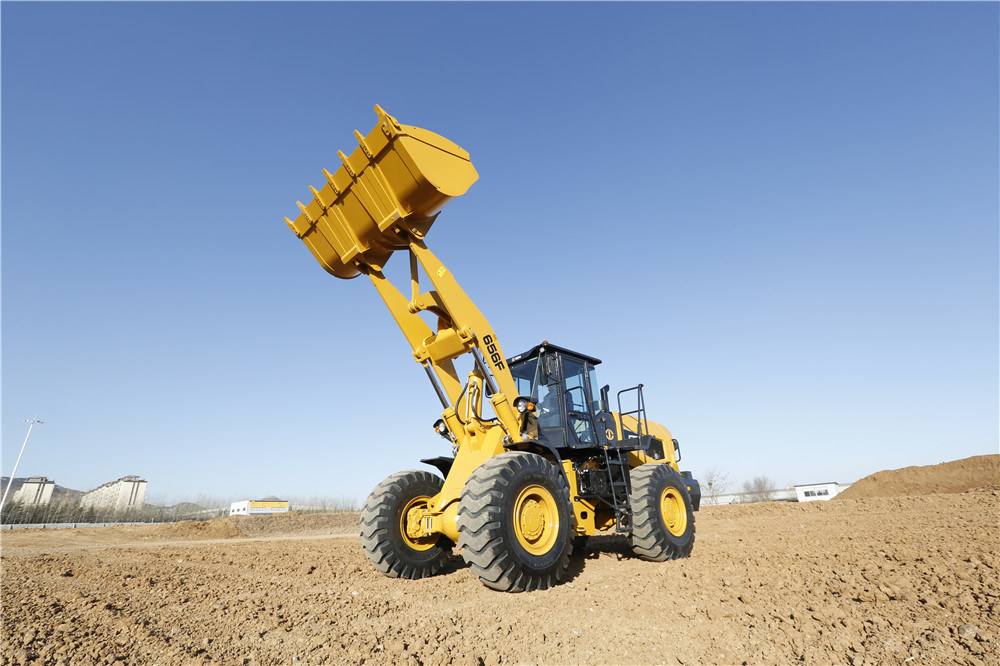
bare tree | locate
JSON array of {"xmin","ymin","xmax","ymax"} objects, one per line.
[
  {"xmin": 701, "ymin": 466, "xmax": 731, "ymax": 506},
  {"xmin": 741, "ymin": 476, "xmax": 778, "ymax": 503}
]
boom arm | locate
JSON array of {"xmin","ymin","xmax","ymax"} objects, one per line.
[
  {"xmin": 284, "ymin": 106, "xmax": 521, "ymax": 436},
  {"xmin": 366, "ymin": 236, "xmax": 521, "ymax": 436}
]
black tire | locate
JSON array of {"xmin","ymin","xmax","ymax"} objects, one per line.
[
  {"xmin": 628, "ymin": 463, "xmax": 696, "ymax": 561},
  {"xmin": 457, "ymin": 452, "xmax": 573, "ymax": 592},
  {"xmin": 360, "ymin": 470, "xmax": 453, "ymax": 579}
]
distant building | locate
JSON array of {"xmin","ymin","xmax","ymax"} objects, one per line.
[
  {"xmin": 711, "ymin": 482, "xmax": 852, "ymax": 505},
  {"xmin": 12, "ymin": 476, "xmax": 55, "ymax": 505},
  {"xmin": 230, "ymin": 496, "xmax": 289, "ymax": 516},
  {"xmin": 794, "ymin": 482, "xmax": 849, "ymax": 502},
  {"xmin": 712, "ymin": 488, "xmax": 797, "ymax": 505},
  {"xmin": 80, "ymin": 475, "xmax": 147, "ymax": 511}
]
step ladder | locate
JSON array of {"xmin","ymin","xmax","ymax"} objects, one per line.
[{"xmin": 600, "ymin": 446, "xmax": 632, "ymax": 533}]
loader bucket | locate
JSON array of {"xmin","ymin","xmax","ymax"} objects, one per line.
[{"xmin": 284, "ymin": 106, "xmax": 479, "ymax": 279}]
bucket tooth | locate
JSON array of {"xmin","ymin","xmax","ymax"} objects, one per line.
[
  {"xmin": 284, "ymin": 216, "xmax": 304, "ymax": 239},
  {"xmin": 296, "ymin": 200, "xmax": 315, "ymax": 224},
  {"xmin": 309, "ymin": 185, "xmax": 328, "ymax": 210},
  {"xmin": 338, "ymin": 150, "xmax": 356, "ymax": 178},
  {"xmin": 373, "ymin": 104, "xmax": 401, "ymax": 135},
  {"xmin": 354, "ymin": 130, "xmax": 374, "ymax": 159},
  {"xmin": 323, "ymin": 168, "xmax": 341, "ymax": 196}
]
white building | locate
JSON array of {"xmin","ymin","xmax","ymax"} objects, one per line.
[
  {"xmin": 794, "ymin": 482, "xmax": 849, "ymax": 502},
  {"xmin": 80, "ymin": 475, "xmax": 147, "ymax": 511},
  {"xmin": 708, "ymin": 482, "xmax": 853, "ymax": 505},
  {"xmin": 12, "ymin": 476, "xmax": 55, "ymax": 505},
  {"xmin": 711, "ymin": 488, "xmax": 797, "ymax": 505},
  {"xmin": 230, "ymin": 497, "xmax": 289, "ymax": 516}
]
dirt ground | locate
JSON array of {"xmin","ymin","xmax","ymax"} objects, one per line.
[{"xmin": 2, "ymin": 457, "xmax": 998, "ymax": 666}]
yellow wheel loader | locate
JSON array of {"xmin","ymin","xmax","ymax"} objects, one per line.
[{"xmin": 283, "ymin": 106, "xmax": 700, "ymax": 592}]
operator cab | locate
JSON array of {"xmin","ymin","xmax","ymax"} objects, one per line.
[{"xmin": 508, "ymin": 342, "xmax": 640, "ymax": 451}]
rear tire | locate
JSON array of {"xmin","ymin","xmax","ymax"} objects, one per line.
[
  {"xmin": 629, "ymin": 463, "xmax": 696, "ymax": 561},
  {"xmin": 457, "ymin": 452, "xmax": 573, "ymax": 592},
  {"xmin": 360, "ymin": 470, "xmax": 452, "ymax": 579}
]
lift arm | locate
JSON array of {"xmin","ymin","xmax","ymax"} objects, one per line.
[{"xmin": 284, "ymin": 106, "xmax": 521, "ymax": 436}]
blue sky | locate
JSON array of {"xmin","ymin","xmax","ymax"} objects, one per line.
[{"xmin": 3, "ymin": 2, "xmax": 997, "ymax": 505}]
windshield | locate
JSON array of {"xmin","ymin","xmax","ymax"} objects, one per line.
[
  {"xmin": 509, "ymin": 353, "xmax": 559, "ymax": 425},
  {"xmin": 509, "ymin": 355, "xmax": 539, "ymax": 399}
]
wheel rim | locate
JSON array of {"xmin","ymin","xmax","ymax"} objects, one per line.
[
  {"xmin": 399, "ymin": 496, "xmax": 438, "ymax": 551},
  {"xmin": 660, "ymin": 486, "xmax": 688, "ymax": 537},
  {"xmin": 513, "ymin": 484, "xmax": 559, "ymax": 556}
]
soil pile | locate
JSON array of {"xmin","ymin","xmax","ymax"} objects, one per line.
[
  {"xmin": 229, "ymin": 511, "xmax": 358, "ymax": 538},
  {"xmin": 0, "ymin": 512, "xmax": 359, "ymax": 552},
  {"xmin": 837, "ymin": 454, "xmax": 1000, "ymax": 500},
  {"xmin": 145, "ymin": 518, "xmax": 245, "ymax": 540},
  {"xmin": 3, "ymin": 488, "xmax": 997, "ymax": 665}
]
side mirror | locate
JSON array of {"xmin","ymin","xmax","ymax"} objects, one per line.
[
  {"xmin": 600, "ymin": 384, "xmax": 610, "ymax": 412},
  {"xmin": 542, "ymin": 354, "xmax": 555, "ymax": 379}
]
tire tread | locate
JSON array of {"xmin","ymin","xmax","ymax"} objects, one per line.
[
  {"xmin": 359, "ymin": 470, "xmax": 451, "ymax": 579},
  {"xmin": 457, "ymin": 452, "xmax": 573, "ymax": 592},
  {"xmin": 628, "ymin": 464, "xmax": 696, "ymax": 562}
]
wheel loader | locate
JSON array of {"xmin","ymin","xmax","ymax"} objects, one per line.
[{"xmin": 283, "ymin": 106, "xmax": 700, "ymax": 592}]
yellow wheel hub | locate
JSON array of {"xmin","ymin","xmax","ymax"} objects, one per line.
[
  {"xmin": 660, "ymin": 486, "xmax": 688, "ymax": 537},
  {"xmin": 400, "ymin": 496, "xmax": 438, "ymax": 551},
  {"xmin": 513, "ymin": 484, "xmax": 559, "ymax": 556}
]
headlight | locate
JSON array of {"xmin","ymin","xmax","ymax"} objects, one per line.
[
  {"xmin": 433, "ymin": 419, "xmax": 450, "ymax": 438},
  {"xmin": 513, "ymin": 397, "xmax": 536, "ymax": 414}
]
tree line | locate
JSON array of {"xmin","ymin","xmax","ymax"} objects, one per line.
[
  {"xmin": 0, "ymin": 499, "xmax": 224, "ymax": 526},
  {"xmin": 1, "ymin": 495, "xmax": 362, "ymax": 526},
  {"xmin": 700, "ymin": 467, "xmax": 779, "ymax": 505}
]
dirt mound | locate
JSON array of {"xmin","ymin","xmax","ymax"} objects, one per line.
[
  {"xmin": 0, "ymin": 520, "xmax": 244, "ymax": 552},
  {"xmin": 145, "ymin": 518, "xmax": 246, "ymax": 540},
  {"xmin": 133, "ymin": 511, "xmax": 361, "ymax": 540},
  {"xmin": 0, "ymin": 512, "xmax": 360, "ymax": 552},
  {"xmin": 229, "ymin": 511, "xmax": 359, "ymax": 538},
  {"xmin": 837, "ymin": 454, "xmax": 1000, "ymax": 500}
]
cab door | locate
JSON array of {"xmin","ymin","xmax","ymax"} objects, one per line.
[{"xmin": 559, "ymin": 355, "xmax": 598, "ymax": 447}]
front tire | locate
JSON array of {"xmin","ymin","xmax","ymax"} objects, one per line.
[
  {"xmin": 629, "ymin": 464, "xmax": 696, "ymax": 561},
  {"xmin": 360, "ymin": 470, "xmax": 452, "ymax": 579},
  {"xmin": 457, "ymin": 452, "xmax": 573, "ymax": 592}
]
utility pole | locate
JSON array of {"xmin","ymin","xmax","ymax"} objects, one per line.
[{"xmin": 0, "ymin": 418, "xmax": 44, "ymax": 517}]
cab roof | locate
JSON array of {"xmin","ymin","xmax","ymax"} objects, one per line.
[{"xmin": 506, "ymin": 341, "xmax": 602, "ymax": 366}]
